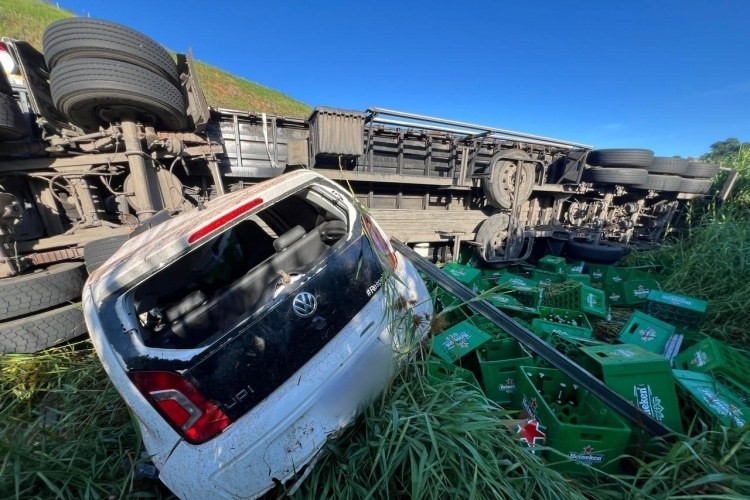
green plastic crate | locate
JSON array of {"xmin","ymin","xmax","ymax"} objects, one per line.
[
  {"xmin": 475, "ymin": 269, "xmax": 507, "ymax": 292},
  {"xmin": 566, "ymin": 261, "xmax": 586, "ymax": 275},
  {"xmin": 618, "ymin": 311, "xmax": 676, "ymax": 355},
  {"xmin": 535, "ymin": 333, "xmax": 608, "ymax": 368},
  {"xmin": 477, "ymin": 338, "xmax": 533, "ymax": 405},
  {"xmin": 602, "ymin": 267, "xmax": 635, "ymax": 307},
  {"xmin": 513, "ymin": 366, "xmax": 632, "ymax": 473},
  {"xmin": 646, "ymin": 290, "xmax": 708, "ymax": 327},
  {"xmin": 548, "ymin": 333, "xmax": 608, "ymax": 364},
  {"xmin": 566, "ymin": 273, "xmax": 592, "ymax": 285},
  {"xmin": 674, "ymin": 337, "xmax": 750, "ymax": 385},
  {"xmin": 442, "ymin": 262, "xmax": 482, "ymax": 291},
  {"xmin": 427, "ymin": 360, "xmax": 481, "ymax": 390},
  {"xmin": 532, "ymin": 269, "xmax": 566, "ymax": 286},
  {"xmin": 587, "ymin": 263, "xmax": 608, "ymax": 285},
  {"xmin": 432, "ymin": 319, "xmax": 493, "ymax": 363},
  {"xmin": 604, "ymin": 267, "xmax": 632, "ymax": 287},
  {"xmin": 541, "ymin": 281, "xmax": 583, "ymax": 311},
  {"xmin": 467, "ymin": 314, "xmax": 511, "ymax": 339},
  {"xmin": 580, "ymin": 284, "xmax": 607, "ymax": 319},
  {"xmin": 531, "ymin": 307, "xmax": 593, "ymax": 340},
  {"xmin": 539, "ymin": 255, "xmax": 567, "ymax": 273},
  {"xmin": 621, "ymin": 276, "xmax": 660, "ymax": 306},
  {"xmin": 432, "ymin": 287, "xmax": 471, "ymax": 328},
  {"xmin": 580, "ymin": 344, "xmax": 683, "ymax": 433},
  {"xmin": 496, "ymin": 273, "xmax": 544, "ymax": 308},
  {"xmin": 483, "ymin": 293, "xmax": 540, "ymax": 320},
  {"xmin": 673, "ymin": 370, "xmax": 749, "ymax": 428}
]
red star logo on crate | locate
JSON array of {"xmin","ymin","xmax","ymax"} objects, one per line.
[
  {"xmin": 506, "ymin": 378, "xmax": 514, "ymax": 385},
  {"xmin": 583, "ymin": 445, "xmax": 594, "ymax": 455},
  {"xmin": 516, "ymin": 419, "xmax": 545, "ymax": 447},
  {"xmin": 640, "ymin": 328, "xmax": 656, "ymax": 342}
]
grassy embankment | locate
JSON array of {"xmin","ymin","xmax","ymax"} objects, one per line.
[
  {"xmin": 1, "ymin": 1, "xmax": 749, "ymax": 498},
  {"xmin": 0, "ymin": 0, "xmax": 311, "ymax": 117}
]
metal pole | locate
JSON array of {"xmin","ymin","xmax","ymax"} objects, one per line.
[{"xmin": 392, "ymin": 238, "xmax": 674, "ymax": 439}]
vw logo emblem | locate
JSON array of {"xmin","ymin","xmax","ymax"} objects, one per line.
[{"xmin": 292, "ymin": 292, "xmax": 317, "ymax": 317}]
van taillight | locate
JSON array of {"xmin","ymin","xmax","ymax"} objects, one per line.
[
  {"xmin": 362, "ymin": 214, "xmax": 397, "ymax": 270},
  {"xmin": 129, "ymin": 371, "xmax": 232, "ymax": 444},
  {"xmin": 187, "ymin": 197, "xmax": 263, "ymax": 244}
]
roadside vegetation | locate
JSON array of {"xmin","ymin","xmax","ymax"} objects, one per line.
[
  {"xmin": 1, "ymin": 1, "xmax": 749, "ymax": 498},
  {"xmin": 2, "ymin": 143, "xmax": 748, "ymax": 498}
]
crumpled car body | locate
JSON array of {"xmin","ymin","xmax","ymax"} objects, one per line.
[{"xmin": 83, "ymin": 170, "xmax": 432, "ymax": 498}]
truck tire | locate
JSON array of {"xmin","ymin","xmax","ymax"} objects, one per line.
[
  {"xmin": 43, "ymin": 18, "xmax": 180, "ymax": 86},
  {"xmin": 679, "ymin": 178, "xmax": 712, "ymax": 194},
  {"xmin": 566, "ymin": 240, "xmax": 625, "ymax": 264},
  {"xmin": 0, "ymin": 303, "xmax": 86, "ymax": 354},
  {"xmin": 633, "ymin": 174, "xmax": 683, "ymax": 192},
  {"xmin": 0, "ymin": 70, "xmax": 12, "ymax": 95},
  {"xmin": 475, "ymin": 213, "xmax": 524, "ymax": 262},
  {"xmin": 50, "ymin": 57, "xmax": 187, "ymax": 131},
  {"xmin": 0, "ymin": 262, "xmax": 86, "ymax": 321},
  {"xmin": 684, "ymin": 161, "xmax": 720, "ymax": 179},
  {"xmin": 482, "ymin": 150, "xmax": 535, "ymax": 209},
  {"xmin": 647, "ymin": 157, "xmax": 688, "ymax": 175},
  {"xmin": 0, "ymin": 93, "xmax": 29, "ymax": 141},
  {"xmin": 582, "ymin": 167, "xmax": 648, "ymax": 185},
  {"xmin": 586, "ymin": 149, "xmax": 654, "ymax": 168},
  {"xmin": 84, "ymin": 235, "xmax": 129, "ymax": 273}
]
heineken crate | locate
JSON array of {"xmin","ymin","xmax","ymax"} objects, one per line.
[
  {"xmin": 541, "ymin": 281, "xmax": 583, "ymax": 311},
  {"xmin": 477, "ymin": 338, "xmax": 533, "ymax": 405},
  {"xmin": 604, "ymin": 266, "xmax": 632, "ymax": 287},
  {"xmin": 673, "ymin": 370, "xmax": 750, "ymax": 428},
  {"xmin": 514, "ymin": 366, "xmax": 632, "ymax": 473},
  {"xmin": 580, "ymin": 284, "xmax": 607, "ymax": 319},
  {"xmin": 673, "ymin": 337, "xmax": 750, "ymax": 384},
  {"xmin": 441, "ymin": 262, "xmax": 482, "ymax": 291},
  {"xmin": 532, "ymin": 268, "xmax": 566, "ymax": 286},
  {"xmin": 618, "ymin": 311, "xmax": 676, "ymax": 355},
  {"xmin": 566, "ymin": 273, "xmax": 592, "ymax": 285},
  {"xmin": 476, "ymin": 268, "xmax": 507, "ymax": 292},
  {"xmin": 426, "ymin": 359, "xmax": 481, "ymax": 390},
  {"xmin": 535, "ymin": 333, "xmax": 608, "ymax": 369},
  {"xmin": 621, "ymin": 275, "xmax": 660, "ymax": 306},
  {"xmin": 547, "ymin": 333, "xmax": 608, "ymax": 365},
  {"xmin": 467, "ymin": 314, "xmax": 511, "ymax": 339},
  {"xmin": 646, "ymin": 290, "xmax": 708, "ymax": 327},
  {"xmin": 539, "ymin": 255, "xmax": 567, "ymax": 274},
  {"xmin": 587, "ymin": 263, "xmax": 608, "ymax": 285},
  {"xmin": 580, "ymin": 344, "xmax": 683, "ymax": 433},
  {"xmin": 531, "ymin": 307, "xmax": 593, "ymax": 340},
  {"xmin": 566, "ymin": 261, "xmax": 586, "ymax": 275},
  {"xmin": 714, "ymin": 373, "xmax": 750, "ymax": 407},
  {"xmin": 432, "ymin": 287, "xmax": 472, "ymax": 328},
  {"xmin": 483, "ymin": 293, "xmax": 540, "ymax": 320},
  {"xmin": 432, "ymin": 318, "xmax": 493, "ymax": 363},
  {"xmin": 496, "ymin": 273, "xmax": 544, "ymax": 308}
]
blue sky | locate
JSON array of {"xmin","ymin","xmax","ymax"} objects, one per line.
[{"xmin": 55, "ymin": 0, "xmax": 749, "ymax": 157}]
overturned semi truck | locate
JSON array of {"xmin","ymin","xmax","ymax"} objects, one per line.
[{"xmin": 0, "ymin": 18, "xmax": 733, "ymax": 353}]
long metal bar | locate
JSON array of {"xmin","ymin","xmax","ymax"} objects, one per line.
[
  {"xmin": 370, "ymin": 117, "xmax": 586, "ymax": 150},
  {"xmin": 392, "ymin": 238, "xmax": 674, "ymax": 438},
  {"xmin": 369, "ymin": 107, "xmax": 592, "ymax": 149}
]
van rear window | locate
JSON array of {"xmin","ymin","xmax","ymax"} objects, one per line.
[{"xmin": 131, "ymin": 186, "xmax": 349, "ymax": 348}]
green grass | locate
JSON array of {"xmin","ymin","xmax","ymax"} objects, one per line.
[
  {"xmin": 0, "ymin": 0, "xmax": 311, "ymax": 116},
  {"xmin": 0, "ymin": 341, "xmax": 171, "ymax": 498}
]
